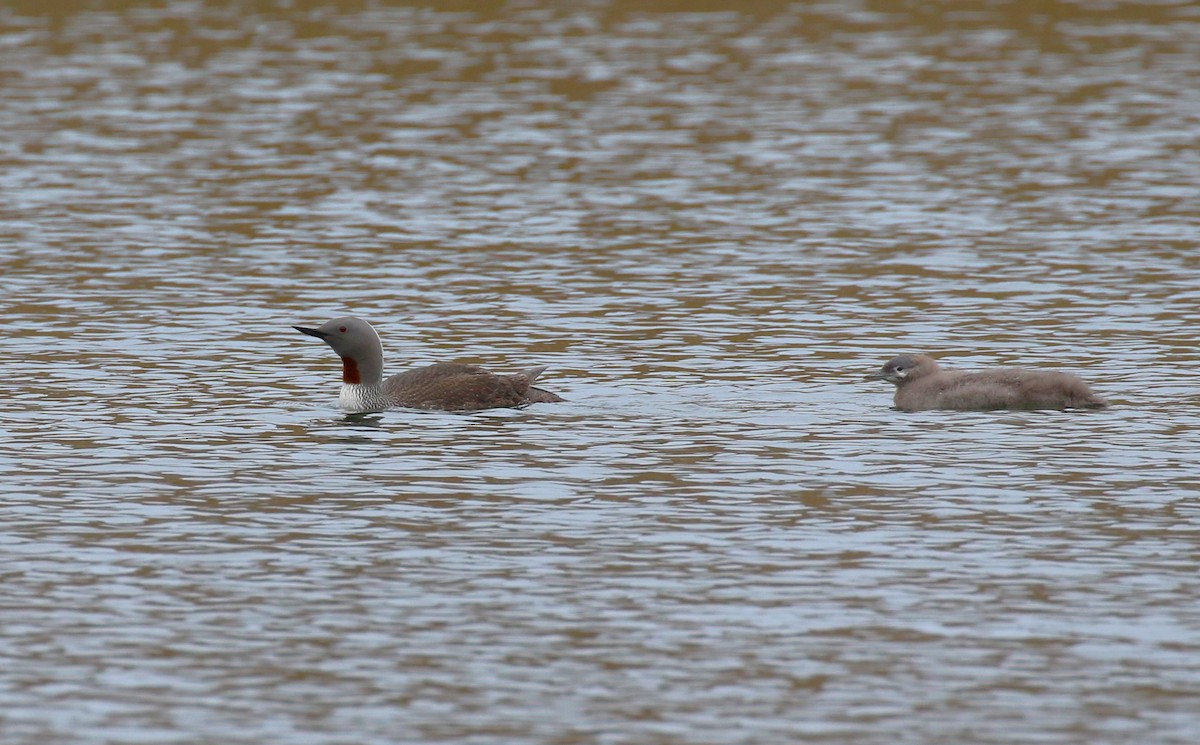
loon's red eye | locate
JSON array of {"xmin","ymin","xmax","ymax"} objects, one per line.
[{"xmin": 339, "ymin": 326, "xmax": 347, "ymax": 333}]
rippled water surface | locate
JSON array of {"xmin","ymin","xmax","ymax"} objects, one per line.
[{"xmin": 2, "ymin": 2, "xmax": 1199, "ymax": 744}]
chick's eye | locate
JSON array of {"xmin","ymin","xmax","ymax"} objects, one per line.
[{"xmin": 339, "ymin": 326, "xmax": 347, "ymax": 333}]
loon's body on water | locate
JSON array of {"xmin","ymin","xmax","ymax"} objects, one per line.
[
  {"xmin": 295, "ymin": 317, "xmax": 563, "ymax": 413},
  {"xmin": 866, "ymin": 354, "xmax": 1107, "ymax": 411}
]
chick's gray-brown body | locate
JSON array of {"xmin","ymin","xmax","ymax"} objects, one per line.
[
  {"xmin": 867, "ymin": 353, "xmax": 1107, "ymax": 412},
  {"xmin": 295, "ymin": 317, "xmax": 563, "ymax": 413}
]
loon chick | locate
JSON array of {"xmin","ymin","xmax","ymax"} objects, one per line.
[{"xmin": 866, "ymin": 353, "xmax": 1107, "ymax": 411}]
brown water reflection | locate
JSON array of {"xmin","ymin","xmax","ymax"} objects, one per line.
[{"xmin": 2, "ymin": 2, "xmax": 1199, "ymax": 744}]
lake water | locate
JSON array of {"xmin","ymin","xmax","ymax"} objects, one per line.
[{"xmin": 2, "ymin": 2, "xmax": 1198, "ymax": 744}]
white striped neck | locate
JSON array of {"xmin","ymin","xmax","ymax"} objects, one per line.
[{"xmin": 339, "ymin": 382, "xmax": 391, "ymax": 413}]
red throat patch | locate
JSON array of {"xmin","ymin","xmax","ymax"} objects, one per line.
[{"xmin": 340, "ymin": 356, "xmax": 361, "ymax": 384}]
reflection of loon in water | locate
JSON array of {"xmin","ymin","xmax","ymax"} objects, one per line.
[
  {"xmin": 866, "ymin": 354, "xmax": 1108, "ymax": 411},
  {"xmin": 294, "ymin": 317, "xmax": 564, "ymax": 413}
]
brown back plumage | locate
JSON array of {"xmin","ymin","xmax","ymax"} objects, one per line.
[{"xmin": 382, "ymin": 362, "xmax": 563, "ymax": 411}]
